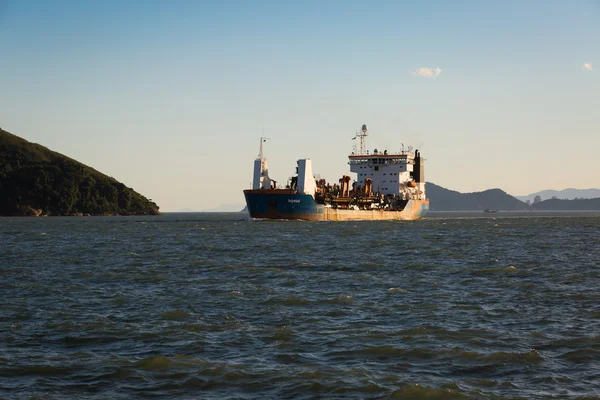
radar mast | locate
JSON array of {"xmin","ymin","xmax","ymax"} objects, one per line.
[{"xmin": 352, "ymin": 124, "xmax": 368, "ymax": 155}]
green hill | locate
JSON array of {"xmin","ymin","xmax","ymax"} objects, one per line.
[
  {"xmin": 0, "ymin": 128, "xmax": 159, "ymax": 216},
  {"xmin": 427, "ymin": 183, "xmax": 528, "ymax": 211}
]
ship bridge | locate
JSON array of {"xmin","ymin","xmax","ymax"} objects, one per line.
[{"xmin": 348, "ymin": 125, "xmax": 425, "ymax": 199}]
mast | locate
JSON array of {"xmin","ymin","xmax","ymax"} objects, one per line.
[
  {"xmin": 352, "ymin": 124, "xmax": 368, "ymax": 155},
  {"xmin": 253, "ymin": 137, "xmax": 271, "ymax": 190},
  {"xmin": 258, "ymin": 137, "xmax": 270, "ymax": 160}
]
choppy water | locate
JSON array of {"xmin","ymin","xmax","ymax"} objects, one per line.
[{"xmin": 2, "ymin": 212, "xmax": 600, "ymax": 399}]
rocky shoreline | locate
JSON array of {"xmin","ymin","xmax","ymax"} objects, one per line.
[{"xmin": 4, "ymin": 206, "xmax": 161, "ymax": 217}]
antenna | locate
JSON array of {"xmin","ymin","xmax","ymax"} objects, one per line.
[
  {"xmin": 258, "ymin": 137, "xmax": 270, "ymax": 160},
  {"xmin": 352, "ymin": 124, "xmax": 368, "ymax": 155}
]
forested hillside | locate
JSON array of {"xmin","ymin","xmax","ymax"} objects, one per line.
[{"xmin": 0, "ymin": 128, "xmax": 159, "ymax": 216}]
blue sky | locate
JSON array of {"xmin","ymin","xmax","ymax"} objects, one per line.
[{"xmin": 1, "ymin": 1, "xmax": 598, "ymax": 211}]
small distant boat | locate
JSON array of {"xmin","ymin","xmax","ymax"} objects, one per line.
[{"xmin": 484, "ymin": 209, "xmax": 498, "ymax": 213}]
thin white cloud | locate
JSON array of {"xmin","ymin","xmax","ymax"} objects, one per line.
[
  {"xmin": 410, "ymin": 66, "xmax": 442, "ymax": 78},
  {"xmin": 583, "ymin": 62, "xmax": 593, "ymax": 71}
]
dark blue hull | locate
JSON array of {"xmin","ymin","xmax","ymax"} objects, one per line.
[{"xmin": 244, "ymin": 190, "xmax": 321, "ymax": 219}]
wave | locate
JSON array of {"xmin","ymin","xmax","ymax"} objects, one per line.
[
  {"xmin": 96, "ymin": 368, "xmax": 134, "ymax": 380},
  {"xmin": 388, "ymin": 287, "xmax": 409, "ymax": 294},
  {"xmin": 62, "ymin": 335, "xmax": 119, "ymax": 345},
  {"xmin": 561, "ymin": 349, "xmax": 600, "ymax": 363},
  {"xmin": 326, "ymin": 294, "xmax": 354, "ymax": 304},
  {"xmin": 1, "ymin": 364, "xmax": 75, "ymax": 377},
  {"xmin": 329, "ymin": 346, "xmax": 543, "ymax": 365},
  {"xmin": 268, "ymin": 326, "xmax": 295, "ymax": 342},
  {"xmin": 538, "ymin": 336, "xmax": 600, "ymax": 351},
  {"xmin": 390, "ymin": 384, "xmax": 472, "ymax": 399},
  {"xmin": 471, "ymin": 265, "xmax": 520, "ymax": 275},
  {"xmin": 262, "ymin": 296, "xmax": 311, "ymax": 306},
  {"xmin": 160, "ymin": 310, "xmax": 191, "ymax": 321},
  {"xmin": 135, "ymin": 354, "xmax": 211, "ymax": 371},
  {"xmin": 136, "ymin": 355, "xmax": 173, "ymax": 370},
  {"xmin": 481, "ymin": 349, "xmax": 542, "ymax": 363},
  {"xmin": 276, "ymin": 381, "xmax": 387, "ymax": 397}
]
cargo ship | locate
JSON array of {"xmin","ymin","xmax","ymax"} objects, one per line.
[{"xmin": 243, "ymin": 125, "xmax": 429, "ymax": 221}]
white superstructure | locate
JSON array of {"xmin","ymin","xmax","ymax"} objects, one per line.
[
  {"xmin": 348, "ymin": 125, "xmax": 426, "ymax": 200},
  {"xmin": 296, "ymin": 159, "xmax": 316, "ymax": 196}
]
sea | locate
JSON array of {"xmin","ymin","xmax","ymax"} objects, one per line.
[{"xmin": 1, "ymin": 211, "xmax": 600, "ymax": 399}]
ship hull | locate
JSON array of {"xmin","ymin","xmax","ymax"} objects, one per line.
[{"xmin": 244, "ymin": 190, "xmax": 429, "ymax": 221}]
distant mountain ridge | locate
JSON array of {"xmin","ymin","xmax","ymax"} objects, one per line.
[
  {"xmin": 516, "ymin": 188, "xmax": 600, "ymax": 203},
  {"xmin": 529, "ymin": 198, "xmax": 600, "ymax": 211},
  {"xmin": 428, "ymin": 183, "xmax": 600, "ymax": 211},
  {"xmin": 0, "ymin": 128, "xmax": 159, "ymax": 216},
  {"xmin": 427, "ymin": 183, "xmax": 528, "ymax": 211}
]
